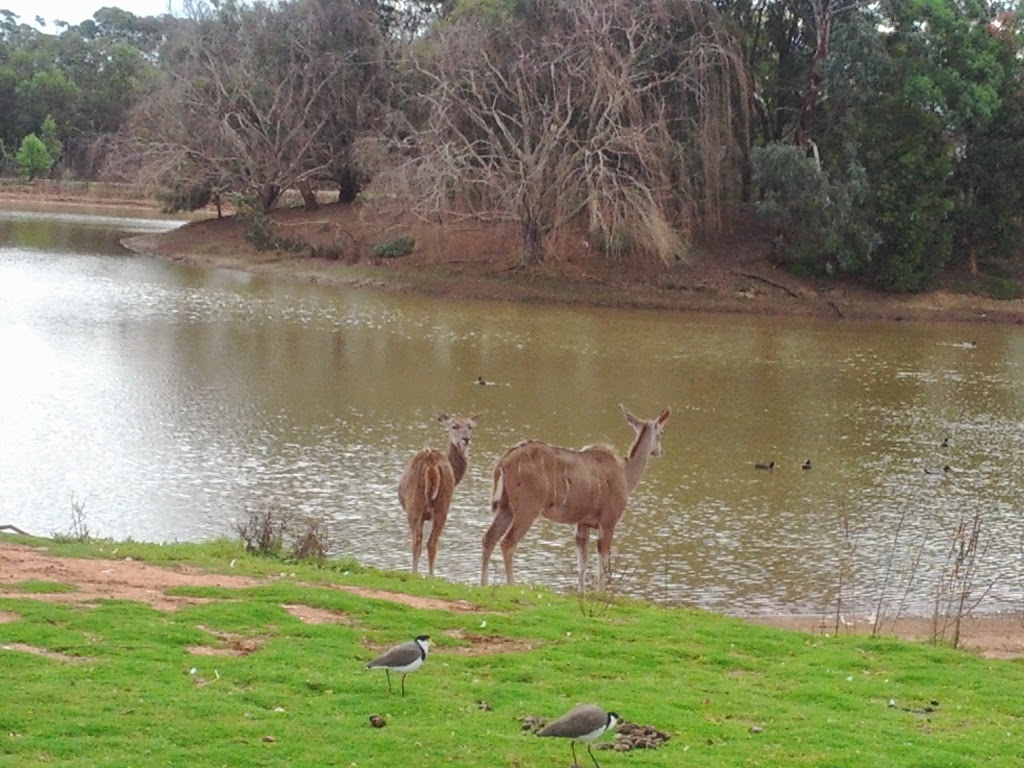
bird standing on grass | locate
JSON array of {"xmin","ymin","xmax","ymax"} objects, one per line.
[
  {"xmin": 366, "ymin": 635, "xmax": 429, "ymax": 696},
  {"xmin": 538, "ymin": 704, "xmax": 619, "ymax": 768}
]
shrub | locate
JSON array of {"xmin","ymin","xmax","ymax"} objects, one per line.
[
  {"xmin": 289, "ymin": 518, "xmax": 333, "ymax": 563},
  {"xmin": 371, "ymin": 235, "xmax": 415, "ymax": 258},
  {"xmin": 16, "ymin": 133, "xmax": 53, "ymax": 181},
  {"xmin": 234, "ymin": 505, "xmax": 291, "ymax": 556},
  {"xmin": 751, "ymin": 142, "xmax": 879, "ymax": 278}
]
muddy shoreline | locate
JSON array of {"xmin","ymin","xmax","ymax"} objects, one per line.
[{"xmin": 7, "ymin": 192, "xmax": 1024, "ymax": 324}]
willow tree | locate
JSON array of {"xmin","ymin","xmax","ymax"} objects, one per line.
[{"xmin": 375, "ymin": 0, "xmax": 749, "ymax": 266}]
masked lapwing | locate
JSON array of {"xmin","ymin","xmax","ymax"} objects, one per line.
[
  {"xmin": 537, "ymin": 703, "xmax": 619, "ymax": 768},
  {"xmin": 365, "ymin": 635, "xmax": 429, "ymax": 696}
]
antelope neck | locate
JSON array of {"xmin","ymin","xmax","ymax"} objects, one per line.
[
  {"xmin": 448, "ymin": 442, "xmax": 468, "ymax": 485},
  {"xmin": 624, "ymin": 426, "xmax": 653, "ymax": 492}
]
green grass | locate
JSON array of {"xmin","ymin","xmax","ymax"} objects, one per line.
[
  {"xmin": 1, "ymin": 535, "xmax": 1022, "ymax": 767},
  {"xmin": 2, "ymin": 580, "xmax": 78, "ymax": 594}
]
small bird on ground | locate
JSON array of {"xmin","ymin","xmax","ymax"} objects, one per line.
[
  {"xmin": 537, "ymin": 704, "xmax": 619, "ymax": 768},
  {"xmin": 923, "ymin": 465, "xmax": 952, "ymax": 476},
  {"xmin": 801, "ymin": 459, "xmax": 812, "ymax": 470},
  {"xmin": 940, "ymin": 437, "xmax": 950, "ymax": 448},
  {"xmin": 365, "ymin": 635, "xmax": 429, "ymax": 696},
  {"xmin": 754, "ymin": 461, "xmax": 775, "ymax": 470}
]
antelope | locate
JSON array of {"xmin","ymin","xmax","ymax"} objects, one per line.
[
  {"xmin": 481, "ymin": 406, "xmax": 670, "ymax": 590},
  {"xmin": 399, "ymin": 411, "xmax": 478, "ymax": 577}
]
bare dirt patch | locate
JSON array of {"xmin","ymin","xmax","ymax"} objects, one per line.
[
  {"xmin": 0, "ymin": 542, "xmax": 260, "ymax": 611},
  {"xmin": 282, "ymin": 603, "xmax": 352, "ymax": 625},
  {"xmin": 324, "ymin": 583, "xmax": 480, "ymax": 613},
  {"xmin": 747, "ymin": 613, "xmax": 1024, "ymax": 660},
  {"xmin": 442, "ymin": 628, "xmax": 536, "ymax": 655},
  {"xmin": 189, "ymin": 625, "xmax": 267, "ymax": 656},
  {"xmin": 0, "ymin": 642, "xmax": 93, "ymax": 663}
]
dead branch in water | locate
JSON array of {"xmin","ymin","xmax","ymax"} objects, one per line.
[{"xmin": 734, "ymin": 270, "xmax": 803, "ymax": 299}]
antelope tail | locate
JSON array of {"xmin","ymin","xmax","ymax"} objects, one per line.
[
  {"xmin": 491, "ymin": 470, "xmax": 505, "ymax": 512},
  {"xmin": 424, "ymin": 464, "xmax": 443, "ymax": 503}
]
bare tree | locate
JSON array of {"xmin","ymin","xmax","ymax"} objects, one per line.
[
  {"xmin": 372, "ymin": 0, "xmax": 748, "ymax": 266},
  {"xmin": 109, "ymin": 0, "xmax": 392, "ymax": 212}
]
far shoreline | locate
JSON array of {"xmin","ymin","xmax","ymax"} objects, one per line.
[{"xmin": 5, "ymin": 189, "xmax": 1024, "ymax": 325}]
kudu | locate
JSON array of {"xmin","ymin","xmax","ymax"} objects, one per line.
[
  {"xmin": 480, "ymin": 406, "xmax": 670, "ymax": 590},
  {"xmin": 399, "ymin": 411, "xmax": 478, "ymax": 577}
]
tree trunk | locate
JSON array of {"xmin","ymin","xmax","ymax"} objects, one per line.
[
  {"xmin": 336, "ymin": 166, "xmax": 361, "ymax": 204},
  {"xmin": 521, "ymin": 218, "xmax": 545, "ymax": 266},
  {"xmin": 297, "ymin": 179, "xmax": 319, "ymax": 211},
  {"xmin": 796, "ymin": 1, "xmax": 833, "ymax": 153},
  {"xmin": 259, "ymin": 183, "xmax": 281, "ymax": 213}
]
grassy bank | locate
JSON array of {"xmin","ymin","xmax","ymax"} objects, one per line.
[{"xmin": 1, "ymin": 536, "xmax": 1021, "ymax": 767}]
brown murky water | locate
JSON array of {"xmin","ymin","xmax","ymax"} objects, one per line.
[{"xmin": 2, "ymin": 209, "xmax": 1023, "ymax": 619}]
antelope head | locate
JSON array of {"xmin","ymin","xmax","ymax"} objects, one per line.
[
  {"xmin": 621, "ymin": 405, "xmax": 671, "ymax": 457},
  {"xmin": 436, "ymin": 411, "xmax": 479, "ymax": 451}
]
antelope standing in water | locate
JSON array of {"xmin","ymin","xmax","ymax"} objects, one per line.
[
  {"xmin": 481, "ymin": 406, "xmax": 670, "ymax": 590},
  {"xmin": 399, "ymin": 411, "xmax": 478, "ymax": 577}
]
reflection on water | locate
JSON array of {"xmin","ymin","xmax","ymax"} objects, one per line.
[{"xmin": 1, "ymin": 209, "xmax": 1023, "ymax": 619}]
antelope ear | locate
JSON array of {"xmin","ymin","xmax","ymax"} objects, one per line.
[
  {"xmin": 436, "ymin": 410, "xmax": 450, "ymax": 423},
  {"xmin": 620, "ymin": 404, "xmax": 642, "ymax": 429},
  {"xmin": 470, "ymin": 413, "xmax": 482, "ymax": 424},
  {"xmin": 658, "ymin": 408, "xmax": 671, "ymax": 425}
]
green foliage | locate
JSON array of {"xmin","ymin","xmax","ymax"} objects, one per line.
[
  {"xmin": 15, "ymin": 133, "xmax": 52, "ymax": 180},
  {"xmin": 955, "ymin": 275, "xmax": 1024, "ymax": 301},
  {"xmin": 38, "ymin": 114, "xmax": 61, "ymax": 163},
  {"xmin": 751, "ymin": 142, "xmax": 878, "ymax": 276},
  {"xmin": 234, "ymin": 198, "xmax": 280, "ymax": 251},
  {"xmin": 812, "ymin": 0, "xmax": 1019, "ymax": 292},
  {"xmin": 857, "ymin": 99, "xmax": 955, "ymax": 292},
  {"xmin": 2, "ymin": 539, "xmax": 1024, "ymax": 767},
  {"xmin": 371, "ymin": 234, "xmax": 416, "ymax": 258}
]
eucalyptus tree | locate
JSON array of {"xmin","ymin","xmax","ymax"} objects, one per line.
[
  {"xmin": 746, "ymin": 0, "xmax": 1022, "ymax": 291},
  {"xmin": 376, "ymin": 0, "xmax": 749, "ymax": 266},
  {"xmin": 817, "ymin": 0, "xmax": 1019, "ymax": 290}
]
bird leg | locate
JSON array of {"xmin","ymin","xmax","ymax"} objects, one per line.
[
  {"xmin": 401, "ymin": 673, "xmax": 407, "ymax": 697},
  {"xmin": 384, "ymin": 669, "xmax": 393, "ymax": 694},
  {"xmin": 586, "ymin": 744, "xmax": 602, "ymax": 768}
]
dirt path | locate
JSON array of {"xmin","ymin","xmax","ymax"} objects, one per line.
[{"xmin": 1, "ymin": 542, "xmax": 1020, "ymax": 658}]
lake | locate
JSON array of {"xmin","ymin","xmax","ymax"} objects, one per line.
[{"xmin": 2, "ymin": 207, "xmax": 1022, "ymax": 623}]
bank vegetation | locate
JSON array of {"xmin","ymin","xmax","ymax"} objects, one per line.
[{"xmin": 2, "ymin": 0, "xmax": 1023, "ymax": 295}]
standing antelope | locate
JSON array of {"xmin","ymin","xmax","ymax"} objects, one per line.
[
  {"xmin": 399, "ymin": 411, "xmax": 478, "ymax": 577},
  {"xmin": 481, "ymin": 406, "xmax": 670, "ymax": 590}
]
